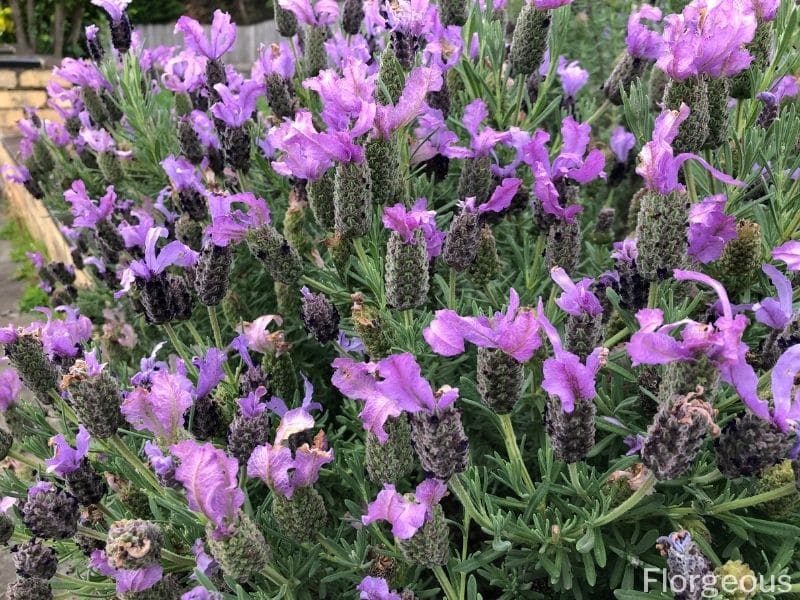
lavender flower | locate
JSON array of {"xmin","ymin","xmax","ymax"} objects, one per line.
[
  {"xmin": 45, "ymin": 425, "xmax": 91, "ymax": 476},
  {"xmin": 175, "ymin": 10, "xmax": 237, "ymax": 60},
  {"xmin": 210, "ymin": 80, "xmax": 264, "ymax": 128},
  {"xmin": 753, "ymin": 264, "xmax": 793, "ymax": 330},
  {"xmin": 444, "ymin": 99, "xmax": 510, "ymax": 160},
  {"xmin": 64, "ymin": 181, "xmax": 116, "ymax": 229},
  {"xmin": 772, "ymin": 241, "xmax": 800, "ymax": 271},
  {"xmin": 116, "ymin": 227, "xmax": 199, "ymax": 298},
  {"xmin": 121, "ymin": 370, "xmax": 194, "ymax": 444},
  {"xmin": 524, "ymin": 116, "xmax": 606, "ymax": 222},
  {"xmin": 207, "ymin": 192, "xmax": 272, "ymax": 247},
  {"xmin": 550, "ymin": 267, "xmax": 603, "ymax": 317},
  {"xmin": 687, "ymin": 195, "xmax": 737, "ymax": 263},
  {"xmin": 0, "ymin": 369, "xmax": 22, "ymax": 411},
  {"xmin": 253, "ymin": 42, "xmax": 295, "ymax": 80},
  {"xmin": 637, "ymin": 105, "xmax": 744, "ymax": 195},
  {"xmin": 90, "ymin": 550, "xmax": 163, "ymax": 595},
  {"xmin": 278, "ymin": 0, "xmax": 339, "ymax": 26},
  {"xmin": 170, "ymin": 440, "xmax": 245, "ymax": 538},
  {"xmin": 610, "ymin": 127, "xmax": 636, "ymax": 164},
  {"xmin": 626, "ymin": 4, "xmax": 663, "ymax": 59},
  {"xmin": 193, "ymin": 348, "xmax": 227, "ymax": 399},
  {"xmin": 162, "ymin": 52, "xmax": 207, "ymax": 94},
  {"xmin": 382, "ymin": 199, "xmax": 445, "ymax": 260},
  {"xmin": 423, "ymin": 288, "xmax": 541, "ymax": 361},
  {"xmin": 357, "ymin": 576, "xmax": 402, "ymax": 600},
  {"xmin": 556, "ymin": 57, "xmax": 589, "ymax": 100},
  {"xmin": 361, "ymin": 479, "xmax": 447, "ymax": 539}
]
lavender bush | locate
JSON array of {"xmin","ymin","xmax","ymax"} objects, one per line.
[{"xmin": 1, "ymin": 0, "xmax": 800, "ymax": 597}]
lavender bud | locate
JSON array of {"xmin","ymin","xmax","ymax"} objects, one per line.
[
  {"xmin": 303, "ymin": 25, "xmax": 328, "ymax": 77},
  {"xmin": 307, "ymin": 171, "xmax": 336, "ymax": 230},
  {"xmin": 397, "ymin": 504, "xmax": 449, "ymax": 567},
  {"xmin": 22, "ymin": 487, "xmax": 79, "ymax": 540},
  {"xmin": 447, "ymin": 68, "xmax": 465, "ymax": 117},
  {"xmin": 63, "ymin": 361, "xmax": 124, "ymax": 439},
  {"xmin": 592, "ymin": 207, "xmax": 616, "ymax": 244},
  {"xmin": 334, "ymin": 161, "xmax": 373, "ymax": 238},
  {"xmin": 365, "ymin": 137, "xmax": 401, "ymax": 206},
  {"xmin": 714, "ymin": 413, "xmax": 790, "ymax": 478},
  {"xmin": 477, "ymin": 348, "xmax": 523, "ymax": 414},
  {"xmin": 366, "ymin": 415, "xmax": 415, "ymax": 484},
  {"xmin": 228, "ymin": 411, "xmax": 271, "ymax": 462},
  {"xmin": 377, "ymin": 44, "xmax": 406, "ymax": 104},
  {"xmin": 97, "ymin": 219, "xmax": 125, "ymax": 265},
  {"xmin": 206, "ymin": 513, "xmax": 271, "ymax": 582},
  {"xmin": 385, "ymin": 230, "xmax": 430, "ymax": 311},
  {"xmin": 106, "ymin": 520, "xmax": 163, "ymax": 570},
  {"xmin": 0, "ymin": 514, "xmax": 12, "ymax": 545},
  {"xmin": 755, "ymin": 460, "xmax": 800, "ymax": 517},
  {"xmin": 718, "ymin": 220, "xmax": 761, "ymax": 294},
  {"xmin": 4, "ymin": 334, "xmax": 59, "ymax": 404},
  {"xmin": 757, "ymin": 91, "xmax": 779, "ymax": 128},
  {"xmin": 12, "ymin": 540, "xmax": 57, "ymax": 579},
  {"xmin": 109, "ymin": 13, "xmax": 132, "ymax": 53},
  {"xmin": 443, "ymin": 209, "xmax": 480, "ymax": 271},
  {"xmin": 301, "ymin": 288, "xmax": 340, "ymax": 343},
  {"xmin": 410, "ymin": 406, "xmax": 469, "ymax": 480},
  {"xmin": 457, "ymin": 156, "xmax": 493, "ymax": 203},
  {"xmin": 31, "ymin": 138, "xmax": 54, "ymax": 174},
  {"xmin": 194, "ymin": 244, "xmax": 232, "ymax": 307},
  {"xmin": 730, "ymin": 22, "xmax": 773, "ymax": 99},
  {"xmin": 440, "ymin": 0, "xmax": 466, "ymax": 25},
  {"xmin": 178, "ymin": 119, "xmax": 205, "ymax": 164},
  {"xmin": 265, "ymin": 72, "xmax": 295, "ymax": 120},
  {"xmin": 509, "ymin": 5, "xmax": 551, "ymax": 77},
  {"xmin": 246, "ymin": 224, "xmax": 304, "ymax": 285},
  {"xmin": 390, "ymin": 31, "xmax": 418, "ymax": 70},
  {"xmin": 272, "ymin": 486, "xmax": 327, "ymax": 543},
  {"xmin": 342, "ymin": 0, "xmax": 365, "ymax": 34},
  {"xmin": 0, "ymin": 428, "xmax": 10, "ymax": 461},
  {"xmin": 544, "ymin": 218, "xmax": 582, "ymax": 274},
  {"xmin": 274, "ymin": 0, "xmax": 298, "ymax": 36},
  {"xmin": 191, "ymin": 394, "xmax": 227, "ymax": 440},
  {"xmin": 65, "ymin": 461, "xmax": 108, "ymax": 505},
  {"xmin": 352, "ymin": 293, "xmax": 393, "ymax": 360},
  {"xmin": 546, "ymin": 396, "xmax": 596, "ymax": 463},
  {"xmin": 603, "ymin": 53, "xmax": 646, "ymax": 105},
  {"xmin": 701, "ymin": 77, "xmax": 731, "ymax": 150},
  {"xmin": 5, "ymin": 577, "xmax": 52, "ymax": 600},
  {"xmin": 467, "ymin": 225, "xmax": 500, "ymax": 286},
  {"xmin": 81, "ymin": 87, "xmax": 110, "ymax": 127},
  {"xmin": 263, "ymin": 351, "xmax": 298, "ymax": 401},
  {"xmin": 426, "ymin": 76, "xmax": 450, "ymax": 118},
  {"xmin": 641, "ymin": 387, "xmax": 719, "ymax": 480},
  {"xmin": 635, "ymin": 190, "xmax": 689, "ymax": 281},
  {"xmin": 174, "ymin": 213, "xmax": 204, "ymax": 251},
  {"xmin": 205, "ymin": 59, "xmax": 227, "ymax": 93},
  {"xmin": 283, "ymin": 196, "xmax": 313, "ymax": 258},
  {"xmin": 656, "ymin": 531, "xmax": 712, "ymax": 600},
  {"xmin": 662, "ymin": 75, "xmax": 709, "ymax": 153},
  {"xmin": 223, "ymin": 126, "xmax": 251, "ymax": 173}
]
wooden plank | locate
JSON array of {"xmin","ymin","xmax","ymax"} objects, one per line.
[{"xmin": 0, "ymin": 140, "xmax": 89, "ymax": 285}]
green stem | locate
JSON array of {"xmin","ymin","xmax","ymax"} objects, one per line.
[
  {"xmin": 433, "ymin": 566, "xmax": 459, "ymax": 600},
  {"xmin": 603, "ymin": 327, "xmax": 629, "ymax": 348},
  {"xmin": 7, "ymin": 449, "xmax": 42, "ymax": 470},
  {"xmin": 105, "ymin": 434, "xmax": 161, "ymax": 491},
  {"xmin": 162, "ymin": 323, "xmax": 192, "ymax": 366},
  {"xmin": 590, "ymin": 473, "xmax": 656, "ymax": 528},
  {"xmin": 647, "ymin": 281, "xmax": 658, "ymax": 309},
  {"xmin": 208, "ymin": 305, "xmax": 224, "ymax": 349},
  {"xmin": 585, "ymin": 99, "xmax": 611, "ymax": 126},
  {"xmin": 568, "ymin": 463, "xmax": 584, "ymax": 497},
  {"xmin": 77, "ymin": 524, "xmax": 106, "ymax": 541},
  {"xmin": 498, "ymin": 414, "xmax": 535, "ymax": 494},
  {"xmin": 448, "ymin": 268, "xmax": 457, "ymax": 309},
  {"xmin": 261, "ymin": 563, "xmax": 291, "ymax": 588},
  {"xmin": 162, "ymin": 548, "xmax": 197, "ymax": 569},
  {"xmin": 708, "ymin": 483, "xmax": 795, "ymax": 515}
]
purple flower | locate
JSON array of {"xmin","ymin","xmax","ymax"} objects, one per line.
[
  {"xmin": 44, "ymin": 120, "xmax": 70, "ymax": 146},
  {"xmin": 118, "ymin": 209, "xmax": 156, "ymax": 249},
  {"xmin": 533, "ymin": 0, "xmax": 573, "ymax": 7},
  {"xmin": 463, "ymin": 177, "xmax": 523, "ymax": 214},
  {"xmin": 538, "ymin": 302, "xmax": 606, "ymax": 412},
  {"xmin": 183, "ymin": 588, "xmax": 223, "ymax": 600},
  {"xmin": 424, "ymin": 287, "xmax": 542, "ymax": 361},
  {"xmin": 171, "ymin": 440, "xmax": 244, "ymax": 538},
  {"xmin": 423, "ymin": 15, "xmax": 463, "ymax": 70},
  {"xmin": 27, "ymin": 481, "xmax": 54, "ymax": 498},
  {"xmin": 144, "ymin": 441, "xmax": 176, "ymax": 481},
  {"xmin": 610, "ymin": 127, "xmax": 636, "ymax": 164},
  {"xmin": 444, "ymin": 99, "xmax": 511, "ymax": 159},
  {"xmin": 162, "ymin": 155, "xmax": 203, "ymax": 192},
  {"xmin": 361, "ymin": 478, "xmax": 447, "ymax": 540},
  {"xmin": 373, "ymin": 66, "xmax": 443, "ymax": 140},
  {"xmin": 90, "ymin": 0, "xmax": 131, "ymax": 23},
  {"xmin": 768, "ymin": 345, "xmax": 800, "ymax": 431},
  {"xmin": 234, "ymin": 314, "xmax": 285, "ymax": 354},
  {"xmin": 254, "ymin": 42, "xmax": 295, "ymax": 81},
  {"xmin": 551, "ymin": 267, "xmax": 603, "ymax": 317},
  {"xmin": 117, "ymin": 227, "xmax": 199, "ymax": 297},
  {"xmin": 657, "ymin": 0, "xmax": 756, "ymax": 80},
  {"xmin": 753, "ymin": 264, "xmax": 793, "ymax": 330},
  {"xmin": 175, "ymin": 10, "xmax": 237, "ymax": 60},
  {"xmin": 304, "ymin": 59, "xmax": 377, "ymax": 134},
  {"xmin": 410, "ymin": 109, "xmax": 459, "ymax": 164},
  {"xmin": 332, "ymin": 353, "xmax": 458, "ymax": 442},
  {"xmin": 2, "ymin": 165, "xmax": 30, "ymax": 185},
  {"xmin": 637, "ymin": 104, "xmax": 744, "ymax": 195},
  {"xmin": 189, "ymin": 110, "xmax": 221, "ymax": 149},
  {"xmin": 193, "ymin": 348, "xmax": 226, "ymax": 399},
  {"xmin": 64, "ymin": 181, "xmax": 115, "ymax": 229},
  {"xmin": 207, "ymin": 192, "xmax": 272, "ymax": 247},
  {"xmin": 247, "ymin": 395, "xmax": 333, "ymax": 498},
  {"xmin": 238, "ymin": 387, "xmax": 268, "ymax": 418},
  {"xmin": 122, "ymin": 370, "xmax": 194, "ymax": 443},
  {"xmin": 772, "ymin": 241, "xmax": 800, "ymax": 271},
  {"xmin": 557, "ymin": 56, "xmax": 589, "ymax": 99},
  {"xmin": 191, "ymin": 538, "xmax": 219, "ymax": 579},
  {"xmin": 37, "ymin": 306, "xmax": 93, "ymax": 359},
  {"xmin": 90, "ymin": 550, "xmax": 163, "ymax": 594},
  {"xmin": 382, "ymin": 199, "xmax": 445, "ymax": 259},
  {"xmin": 0, "ymin": 369, "xmax": 22, "ymax": 411},
  {"xmin": 626, "ymin": 4, "xmax": 663, "ymax": 60},
  {"xmin": 279, "ymin": 0, "xmax": 339, "ymax": 25},
  {"xmin": 687, "ymin": 195, "xmax": 737, "ymax": 263},
  {"xmin": 770, "ymin": 75, "xmax": 799, "ymax": 103},
  {"xmin": 45, "ymin": 425, "xmax": 91, "ymax": 476},
  {"xmin": 524, "ymin": 116, "xmax": 606, "ymax": 222},
  {"xmin": 162, "ymin": 51, "xmax": 207, "ymax": 93},
  {"xmin": 752, "ymin": 0, "xmax": 779, "ymax": 21},
  {"xmin": 53, "ymin": 58, "xmax": 111, "ymax": 91},
  {"xmin": 80, "ymin": 127, "xmax": 116, "ymax": 153},
  {"xmin": 211, "ymin": 80, "xmax": 264, "ymax": 128},
  {"xmin": 628, "ymin": 269, "xmax": 768, "ymax": 422},
  {"xmin": 357, "ymin": 576, "xmax": 402, "ymax": 600},
  {"xmin": 386, "ymin": 0, "xmax": 436, "ymax": 36}
]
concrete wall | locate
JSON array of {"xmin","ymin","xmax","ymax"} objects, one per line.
[{"xmin": 137, "ymin": 19, "xmax": 281, "ymax": 67}]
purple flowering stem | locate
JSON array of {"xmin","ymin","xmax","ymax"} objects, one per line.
[{"xmin": 498, "ymin": 414, "xmax": 535, "ymax": 494}]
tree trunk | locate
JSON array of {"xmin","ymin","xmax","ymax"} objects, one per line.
[
  {"xmin": 66, "ymin": 3, "xmax": 85, "ymax": 49},
  {"xmin": 24, "ymin": 0, "xmax": 36, "ymax": 51},
  {"xmin": 8, "ymin": 0, "xmax": 32, "ymax": 54},
  {"xmin": 52, "ymin": 2, "xmax": 66, "ymax": 59}
]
